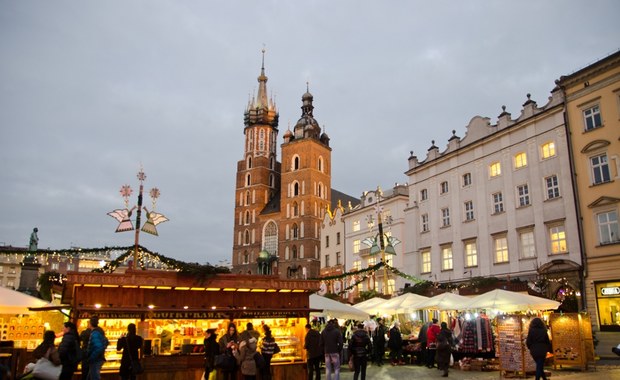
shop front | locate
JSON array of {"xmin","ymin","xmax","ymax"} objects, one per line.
[
  {"xmin": 59, "ymin": 270, "xmax": 319, "ymax": 379},
  {"xmin": 594, "ymin": 280, "xmax": 620, "ymax": 331}
]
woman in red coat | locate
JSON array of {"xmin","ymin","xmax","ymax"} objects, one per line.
[{"xmin": 425, "ymin": 319, "xmax": 440, "ymax": 368}]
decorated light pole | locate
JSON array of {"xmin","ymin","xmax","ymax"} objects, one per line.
[
  {"xmin": 108, "ymin": 168, "xmax": 168, "ymax": 270},
  {"xmin": 362, "ymin": 186, "xmax": 401, "ymax": 295}
]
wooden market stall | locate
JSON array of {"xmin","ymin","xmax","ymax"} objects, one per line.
[
  {"xmin": 496, "ymin": 314, "xmax": 536, "ymax": 377},
  {"xmin": 58, "ymin": 270, "xmax": 319, "ymax": 380},
  {"xmin": 549, "ymin": 312, "xmax": 595, "ymax": 370}
]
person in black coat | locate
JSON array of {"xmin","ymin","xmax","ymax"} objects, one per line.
[
  {"xmin": 372, "ymin": 319, "xmax": 387, "ymax": 366},
  {"xmin": 435, "ymin": 322, "xmax": 454, "ymax": 377},
  {"xmin": 387, "ymin": 322, "xmax": 403, "ymax": 365},
  {"xmin": 117, "ymin": 323, "xmax": 144, "ymax": 380},
  {"xmin": 58, "ymin": 322, "xmax": 80, "ymax": 380},
  {"xmin": 203, "ymin": 329, "xmax": 220, "ymax": 380},
  {"xmin": 526, "ymin": 318, "xmax": 551, "ymax": 380},
  {"xmin": 348, "ymin": 324, "xmax": 372, "ymax": 380}
]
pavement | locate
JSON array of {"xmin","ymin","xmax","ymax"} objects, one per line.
[{"xmin": 333, "ymin": 361, "xmax": 620, "ymax": 380}]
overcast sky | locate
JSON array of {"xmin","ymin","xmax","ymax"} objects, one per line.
[{"xmin": 1, "ymin": 1, "xmax": 618, "ymax": 266}]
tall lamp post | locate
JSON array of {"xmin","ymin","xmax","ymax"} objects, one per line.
[
  {"xmin": 107, "ymin": 168, "xmax": 168, "ymax": 270},
  {"xmin": 362, "ymin": 186, "xmax": 400, "ymax": 295}
]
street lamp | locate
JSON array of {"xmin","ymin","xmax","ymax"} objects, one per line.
[
  {"xmin": 362, "ymin": 186, "xmax": 401, "ymax": 295},
  {"xmin": 107, "ymin": 168, "xmax": 168, "ymax": 270}
]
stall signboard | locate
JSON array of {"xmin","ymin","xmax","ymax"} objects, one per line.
[
  {"xmin": 496, "ymin": 315, "xmax": 536, "ymax": 375},
  {"xmin": 549, "ymin": 313, "xmax": 594, "ymax": 370}
]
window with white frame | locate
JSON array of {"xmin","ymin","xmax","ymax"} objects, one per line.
[
  {"xmin": 464, "ymin": 201, "xmax": 474, "ymax": 221},
  {"xmin": 549, "ymin": 225, "xmax": 567, "ymax": 254},
  {"xmin": 368, "ymin": 257, "xmax": 376, "ymax": 267},
  {"xmin": 464, "ymin": 240, "xmax": 478, "ymax": 267},
  {"xmin": 421, "ymin": 250, "xmax": 431, "ymax": 273},
  {"xmin": 353, "ymin": 239, "xmax": 361, "ymax": 254},
  {"xmin": 353, "ymin": 220, "xmax": 361, "ymax": 232},
  {"xmin": 440, "ymin": 181, "xmax": 449, "ymax": 194},
  {"xmin": 517, "ymin": 184, "xmax": 530, "ymax": 207},
  {"xmin": 493, "ymin": 192, "xmax": 504, "ymax": 214},
  {"xmin": 490, "ymin": 162, "xmax": 502, "ymax": 177},
  {"xmin": 583, "ymin": 104, "xmax": 602, "ymax": 131},
  {"xmin": 514, "ymin": 152, "xmax": 527, "ymax": 169},
  {"xmin": 519, "ymin": 230, "xmax": 536, "ymax": 259},
  {"xmin": 441, "ymin": 208, "xmax": 450, "ymax": 227},
  {"xmin": 591, "ymin": 154, "xmax": 611, "ymax": 185},
  {"xmin": 494, "ymin": 236, "xmax": 509, "ymax": 263},
  {"xmin": 420, "ymin": 188, "xmax": 428, "ymax": 201},
  {"xmin": 462, "ymin": 172, "xmax": 472, "ymax": 187},
  {"xmin": 421, "ymin": 213, "xmax": 429, "ymax": 232},
  {"xmin": 541, "ymin": 142, "xmax": 556, "ymax": 159},
  {"xmin": 545, "ymin": 175, "xmax": 560, "ymax": 199},
  {"xmin": 353, "ymin": 260, "xmax": 362, "ymax": 271},
  {"xmin": 597, "ymin": 210, "xmax": 619, "ymax": 245},
  {"xmin": 51, "ymin": 262, "xmax": 59, "ymax": 271},
  {"xmin": 441, "ymin": 246, "xmax": 453, "ymax": 270}
]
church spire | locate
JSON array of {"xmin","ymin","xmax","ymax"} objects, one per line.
[
  {"xmin": 244, "ymin": 48, "xmax": 278, "ymax": 128},
  {"xmin": 256, "ymin": 48, "xmax": 269, "ymax": 109}
]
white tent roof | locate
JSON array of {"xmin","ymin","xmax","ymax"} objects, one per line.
[
  {"xmin": 379, "ymin": 293, "xmax": 429, "ymax": 314},
  {"xmin": 463, "ymin": 289, "xmax": 560, "ymax": 312},
  {"xmin": 310, "ymin": 294, "xmax": 369, "ymax": 320},
  {"xmin": 354, "ymin": 297, "xmax": 387, "ymax": 313},
  {"xmin": 0, "ymin": 286, "xmax": 49, "ymax": 314},
  {"xmin": 413, "ymin": 292, "xmax": 472, "ymax": 311}
]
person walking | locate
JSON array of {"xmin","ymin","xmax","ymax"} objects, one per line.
[
  {"xmin": 320, "ymin": 319, "xmax": 343, "ymax": 380},
  {"xmin": 203, "ymin": 329, "xmax": 220, "ymax": 380},
  {"xmin": 526, "ymin": 318, "xmax": 552, "ymax": 380},
  {"xmin": 372, "ymin": 318, "xmax": 387, "ymax": 366},
  {"xmin": 86, "ymin": 316, "xmax": 108, "ymax": 380},
  {"xmin": 387, "ymin": 321, "xmax": 403, "ymax": 366},
  {"xmin": 233, "ymin": 337, "xmax": 258, "ymax": 380},
  {"xmin": 218, "ymin": 323, "xmax": 239, "ymax": 380},
  {"xmin": 435, "ymin": 322, "xmax": 454, "ymax": 377},
  {"xmin": 304, "ymin": 323, "xmax": 322, "ymax": 380},
  {"xmin": 117, "ymin": 323, "xmax": 143, "ymax": 380},
  {"xmin": 348, "ymin": 323, "xmax": 371, "ymax": 380},
  {"xmin": 79, "ymin": 320, "xmax": 92, "ymax": 380},
  {"xmin": 426, "ymin": 318, "xmax": 440, "ymax": 368},
  {"xmin": 416, "ymin": 320, "xmax": 430, "ymax": 366},
  {"xmin": 58, "ymin": 322, "xmax": 80, "ymax": 380},
  {"xmin": 259, "ymin": 325, "xmax": 277, "ymax": 380}
]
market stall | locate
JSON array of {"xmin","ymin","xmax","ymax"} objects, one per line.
[
  {"xmin": 549, "ymin": 312, "xmax": 595, "ymax": 370},
  {"xmin": 309, "ymin": 294, "xmax": 369, "ymax": 320},
  {"xmin": 59, "ymin": 270, "xmax": 319, "ymax": 380}
]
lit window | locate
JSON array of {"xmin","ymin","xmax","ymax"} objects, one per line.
[
  {"xmin": 549, "ymin": 225, "xmax": 567, "ymax": 254},
  {"xmin": 545, "ymin": 175, "xmax": 560, "ymax": 199},
  {"xmin": 353, "ymin": 260, "xmax": 362, "ymax": 271},
  {"xmin": 51, "ymin": 262, "xmax": 59, "ymax": 271},
  {"xmin": 583, "ymin": 105, "xmax": 602, "ymax": 131},
  {"xmin": 464, "ymin": 201, "xmax": 474, "ymax": 221},
  {"xmin": 441, "ymin": 246, "xmax": 453, "ymax": 270},
  {"xmin": 353, "ymin": 220, "xmax": 361, "ymax": 232},
  {"xmin": 462, "ymin": 172, "xmax": 472, "ymax": 187},
  {"xmin": 421, "ymin": 250, "xmax": 431, "ymax": 273},
  {"xmin": 367, "ymin": 257, "xmax": 376, "ymax": 267},
  {"xmin": 519, "ymin": 230, "xmax": 536, "ymax": 259},
  {"xmin": 597, "ymin": 210, "xmax": 619, "ymax": 245},
  {"xmin": 421, "ymin": 214, "xmax": 429, "ymax": 232},
  {"xmin": 441, "ymin": 208, "xmax": 450, "ymax": 227},
  {"xmin": 494, "ymin": 236, "xmax": 509, "ymax": 263},
  {"xmin": 541, "ymin": 142, "xmax": 556, "ymax": 159},
  {"xmin": 440, "ymin": 181, "xmax": 449, "ymax": 194},
  {"xmin": 353, "ymin": 240, "xmax": 361, "ymax": 254},
  {"xmin": 493, "ymin": 192, "xmax": 504, "ymax": 214},
  {"xmin": 464, "ymin": 241, "xmax": 478, "ymax": 267},
  {"xmin": 490, "ymin": 162, "xmax": 502, "ymax": 177},
  {"xmin": 420, "ymin": 189, "xmax": 428, "ymax": 201},
  {"xmin": 517, "ymin": 184, "xmax": 530, "ymax": 207},
  {"xmin": 514, "ymin": 152, "xmax": 527, "ymax": 169},
  {"xmin": 591, "ymin": 154, "xmax": 611, "ymax": 185}
]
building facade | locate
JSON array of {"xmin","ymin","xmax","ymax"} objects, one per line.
[
  {"xmin": 403, "ymin": 89, "xmax": 583, "ymax": 302},
  {"xmin": 559, "ymin": 51, "xmax": 620, "ymax": 331}
]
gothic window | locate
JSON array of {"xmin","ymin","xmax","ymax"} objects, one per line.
[
  {"xmin": 292, "ymin": 202, "xmax": 299, "ymax": 217},
  {"xmin": 245, "ymin": 191, "xmax": 250, "ymax": 206},
  {"xmin": 259, "ymin": 129, "xmax": 265, "ymax": 151},
  {"xmin": 246, "ymin": 173, "xmax": 251, "ymax": 187},
  {"xmin": 292, "ymin": 223, "xmax": 299, "ymax": 239},
  {"xmin": 244, "ymin": 230, "xmax": 250, "ymax": 245},
  {"xmin": 263, "ymin": 221, "xmax": 278, "ymax": 256},
  {"xmin": 293, "ymin": 155, "xmax": 300, "ymax": 171},
  {"xmin": 318, "ymin": 156, "xmax": 324, "ymax": 172},
  {"xmin": 247, "ymin": 156, "xmax": 252, "ymax": 169},
  {"xmin": 244, "ymin": 210, "xmax": 250, "ymax": 225},
  {"xmin": 293, "ymin": 182, "xmax": 300, "ymax": 196},
  {"xmin": 292, "ymin": 245, "xmax": 298, "ymax": 259}
]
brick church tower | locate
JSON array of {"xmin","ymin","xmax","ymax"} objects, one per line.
[{"xmin": 232, "ymin": 53, "xmax": 331, "ymax": 280}]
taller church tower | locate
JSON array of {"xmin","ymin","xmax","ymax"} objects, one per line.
[{"xmin": 232, "ymin": 53, "xmax": 331, "ymax": 280}]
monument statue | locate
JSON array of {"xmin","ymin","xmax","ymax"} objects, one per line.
[{"xmin": 29, "ymin": 227, "xmax": 39, "ymax": 252}]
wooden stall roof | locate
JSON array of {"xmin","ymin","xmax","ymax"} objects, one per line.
[{"xmin": 60, "ymin": 270, "xmax": 320, "ymax": 319}]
